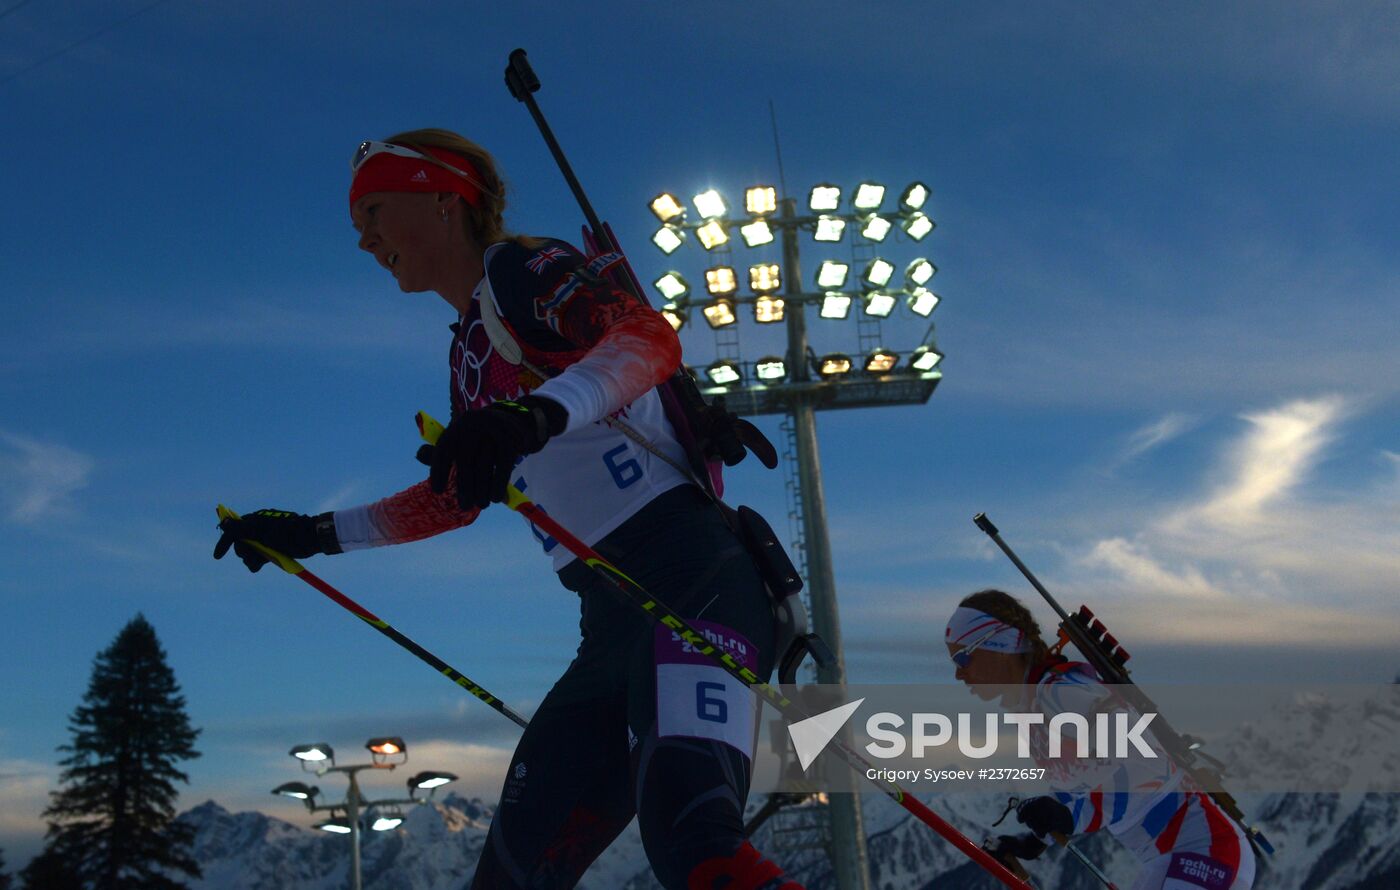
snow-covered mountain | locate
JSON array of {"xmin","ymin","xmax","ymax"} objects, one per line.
[
  {"xmin": 180, "ymin": 688, "xmax": 1400, "ymax": 888},
  {"xmin": 180, "ymin": 794, "xmax": 650, "ymax": 890}
]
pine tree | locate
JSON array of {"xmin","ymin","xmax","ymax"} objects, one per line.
[
  {"xmin": 0, "ymin": 845, "xmax": 11, "ymax": 890},
  {"xmin": 17, "ymin": 847, "xmax": 83, "ymax": 890},
  {"xmin": 38, "ymin": 614, "xmax": 202, "ymax": 889}
]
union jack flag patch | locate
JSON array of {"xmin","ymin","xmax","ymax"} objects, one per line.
[{"xmin": 525, "ymin": 247, "xmax": 569, "ymax": 274}]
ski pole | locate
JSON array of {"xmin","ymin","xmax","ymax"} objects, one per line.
[
  {"xmin": 992, "ymin": 797, "xmax": 1112, "ymax": 889},
  {"xmin": 1055, "ymin": 834, "xmax": 1120, "ymax": 890},
  {"xmin": 420, "ymin": 414, "xmax": 1030, "ymax": 889},
  {"xmin": 214, "ymin": 505, "xmax": 529, "ymax": 730},
  {"xmin": 972, "ymin": 512, "xmax": 1274, "ymax": 857}
]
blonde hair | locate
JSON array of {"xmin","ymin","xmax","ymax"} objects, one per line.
[
  {"xmin": 959, "ymin": 589, "xmax": 1051, "ymax": 665},
  {"xmin": 383, "ymin": 128, "xmax": 541, "ymax": 249}
]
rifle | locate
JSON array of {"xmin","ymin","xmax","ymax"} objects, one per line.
[
  {"xmin": 503, "ymin": 48, "xmax": 775, "ymax": 486},
  {"xmin": 500, "ymin": 49, "xmax": 828, "ymax": 684},
  {"xmin": 973, "ymin": 512, "xmax": 1275, "ymax": 857}
]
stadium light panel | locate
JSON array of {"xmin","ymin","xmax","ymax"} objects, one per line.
[
  {"xmin": 753, "ymin": 295, "xmax": 785, "ymax": 323},
  {"xmin": 745, "ymin": 186, "xmax": 777, "ymax": 216},
  {"xmin": 852, "ymin": 182, "xmax": 885, "ymax": 211},
  {"xmin": 652, "ymin": 225, "xmax": 684, "ymax": 254},
  {"xmin": 693, "ymin": 189, "xmax": 727, "ymax": 219},
  {"xmin": 813, "ymin": 216, "xmax": 845, "ymax": 242},
  {"xmin": 819, "ymin": 292, "xmax": 851, "ymax": 319},
  {"xmin": 808, "ymin": 184, "xmax": 841, "ymax": 212},
  {"xmin": 899, "ymin": 182, "xmax": 929, "ymax": 212},
  {"xmin": 740, "ymin": 219, "xmax": 775, "ymax": 247},
  {"xmin": 902, "ymin": 212, "xmax": 934, "ymax": 241},
  {"xmin": 653, "ymin": 272, "xmax": 688, "ymax": 301},
  {"xmin": 696, "ymin": 219, "xmax": 729, "ymax": 250},
  {"xmin": 863, "ymin": 292, "xmax": 896, "ymax": 318},
  {"xmin": 702, "ymin": 299, "xmax": 737, "ymax": 328},
  {"xmin": 650, "ymin": 192, "xmax": 686, "ymax": 223}
]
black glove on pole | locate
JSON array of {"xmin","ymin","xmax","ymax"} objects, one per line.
[
  {"xmin": 428, "ymin": 396, "xmax": 568, "ymax": 510},
  {"xmin": 213, "ymin": 509, "xmax": 340, "ymax": 573},
  {"xmin": 1016, "ymin": 796, "xmax": 1075, "ymax": 838},
  {"xmin": 984, "ymin": 833, "xmax": 1049, "ymax": 864}
]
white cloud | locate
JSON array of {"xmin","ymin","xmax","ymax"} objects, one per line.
[
  {"xmin": 1128, "ymin": 413, "xmax": 1193, "ymax": 457},
  {"xmin": 1081, "ymin": 537, "xmax": 1224, "ymax": 600},
  {"xmin": 1188, "ymin": 397, "xmax": 1348, "ymax": 528},
  {"xmin": 0, "ymin": 431, "xmax": 94, "ymax": 524},
  {"xmin": 1053, "ymin": 394, "xmax": 1400, "ymax": 646},
  {"xmin": 1112, "ymin": 413, "xmax": 1196, "ymax": 469},
  {"xmin": 1081, "ymin": 595, "xmax": 1400, "ymax": 649}
]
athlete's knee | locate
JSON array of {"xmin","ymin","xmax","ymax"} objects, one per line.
[{"xmin": 683, "ymin": 841, "xmax": 805, "ymax": 890}]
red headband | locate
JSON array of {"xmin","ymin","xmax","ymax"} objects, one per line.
[{"xmin": 348, "ymin": 144, "xmax": 484, "ymax": 210}]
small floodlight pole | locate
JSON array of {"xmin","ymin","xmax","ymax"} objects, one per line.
[
  {"xmin": 346, "ymin": 767, "xmax": 365, "ymax": 890},
  {"xmin": 275, "ymin": 738, "xmax": 457, "ymax": 890}
]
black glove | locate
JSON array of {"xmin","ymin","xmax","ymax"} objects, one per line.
[
  {"xmin": 213, "ymin": 508, "xmax": 340, "ymax": 573},
  {"xmin": 1016, "ymin": 796, "xmax": 1074, "ymax": 838},
  {"xmin": 983, "ymin": 832, "xmax": 1048, "ymax": 865},
  {"xmin": 428, "ymin": 396, "xmax": 567, "ymax": 510}
]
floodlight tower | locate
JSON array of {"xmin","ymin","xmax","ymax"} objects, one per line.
[{"xmin": 647, "ymin": 180, "xmax": 943, "ymax": 890}]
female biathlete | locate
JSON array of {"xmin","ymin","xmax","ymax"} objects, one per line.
[
  {"xmin": 214, "ymin": 130, "xmax": 802, "ymax": 890},
  {"xmin": 945, "ymin": 590, "xmax": 1256, "ymax": 890}
]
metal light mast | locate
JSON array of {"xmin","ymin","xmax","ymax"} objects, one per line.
[{"xmin": 646, "ymin": 180, "xmax": 944, "ymax": 890}]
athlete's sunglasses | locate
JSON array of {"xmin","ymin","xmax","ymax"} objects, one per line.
[
  {"xmin": 950, "ymin": 626, "xmax": 1000, "ymax": 668},
  {"xmin": 350, "ymin": 140, "xmax": 474, "ymax": 182}
]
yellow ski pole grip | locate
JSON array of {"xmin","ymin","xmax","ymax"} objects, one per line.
[
  {"xmin": 416, "ymin": 410, "xmax": 445, "ymax": 446},
  {"xmin": 214, "ymin": 504, "xmax": 308, "ymax": 575},
  {"xmin": 415, "ymin": 410, "xmax": 531, "ymax": 511}
]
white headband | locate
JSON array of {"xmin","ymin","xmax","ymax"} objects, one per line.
[{"xmin": 945, "ymin": 606, "xmax": 1030, "ymax": 654}]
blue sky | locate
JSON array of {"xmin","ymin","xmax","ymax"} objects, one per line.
[{"xmin": 2, "ymin": 0, "xmax": 1398, "ymax": 868}]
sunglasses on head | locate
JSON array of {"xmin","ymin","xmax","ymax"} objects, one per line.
[
  {"xmin": 350, "ymin": 140, "xmax": 474, "ymax": 182},
  {"xmin": 951, "ymin": 626, "xmax": 1000, "ymax": 668}
]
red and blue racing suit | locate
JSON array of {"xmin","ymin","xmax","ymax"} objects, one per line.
[{"xmin": 1028, "ymin": 661, "xmax": 1255, "ymax": 890}]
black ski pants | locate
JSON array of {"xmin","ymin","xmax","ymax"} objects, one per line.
[{"xmin": 469, "ymin": 485, "xmax": 779, "ymax": 889}]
